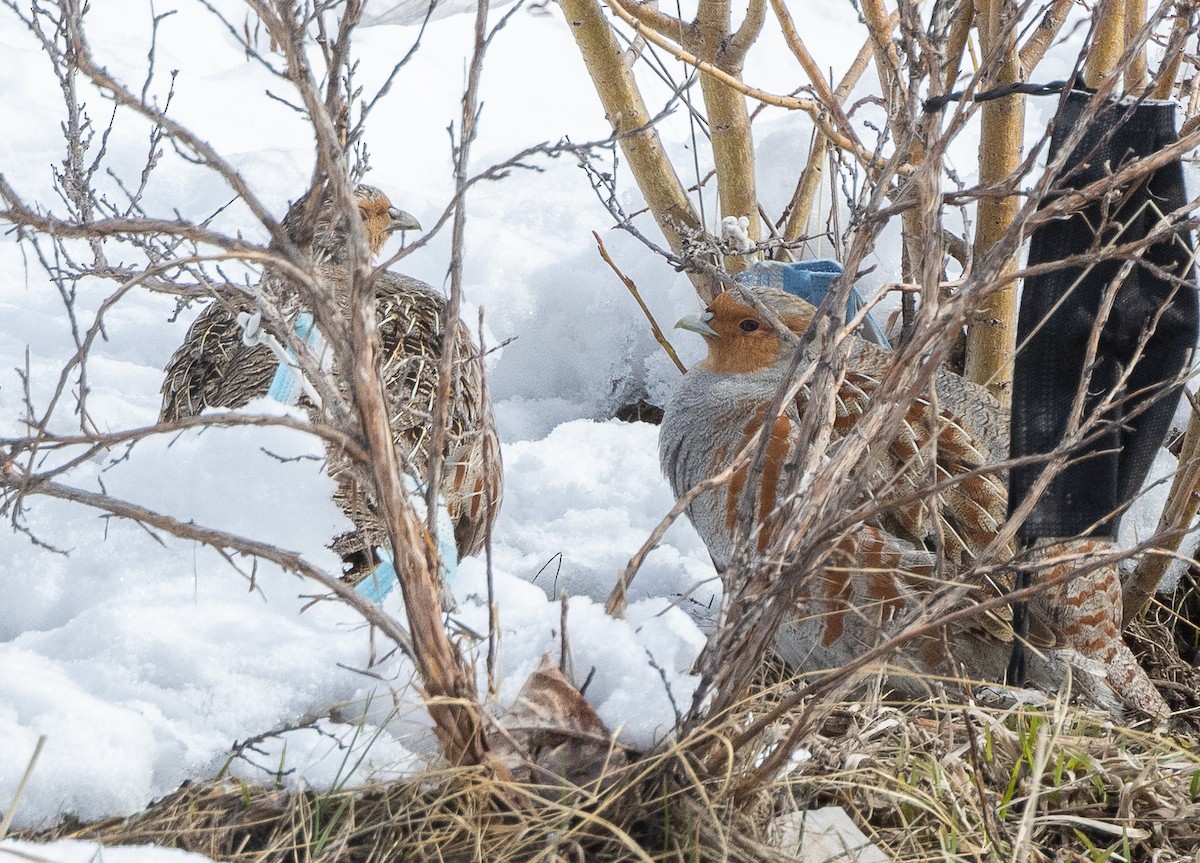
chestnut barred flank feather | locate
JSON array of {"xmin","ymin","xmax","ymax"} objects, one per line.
[
  {"xmin": 160, "ymin": 185, "xmax": 501, "ymax": 565},
  {"xmin": 661, "ymin": 287, "xmax": 1168, "ymax": 722}
]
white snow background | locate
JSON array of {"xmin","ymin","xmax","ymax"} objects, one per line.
[{"xmin": 0, "ymin": 1, "xmax": 1195, "ymax": 858}]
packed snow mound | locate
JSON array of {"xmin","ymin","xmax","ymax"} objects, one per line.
[
  {"xmin": 480, "ymin": 419, "xmax": 716, "ymax": 615},
  {"xmin": 0, "ymin": 840, "xmax": 218, "ymax": 863},
  {"xmin": 451, "ymin": 565, "xmax": 707, "ymax": 747},
  {"xmin": 0, "ymin": 410, "xmax": 710, "ymax": 830}
]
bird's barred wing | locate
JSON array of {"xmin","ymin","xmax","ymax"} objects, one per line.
[
  {"xmin": 159, "ymin": 301, "xmax": 276, "ymax": 422},
  {"xmin": 372, "ymin": 275, "xmax": 502, "ymax": 558}
]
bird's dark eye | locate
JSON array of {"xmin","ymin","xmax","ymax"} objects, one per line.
[{"xmin": 739, "ymin": 319, "xmax": 760, "ymax": 332}]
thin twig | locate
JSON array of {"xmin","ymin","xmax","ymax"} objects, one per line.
[{"xmin": 594, "ymin": 231, "xmax": 687, "ymax": 374}]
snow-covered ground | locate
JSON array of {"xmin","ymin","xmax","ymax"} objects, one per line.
[{"xmin": 0, "ymin": 0, "xmax": 1194, "ymax": 851}]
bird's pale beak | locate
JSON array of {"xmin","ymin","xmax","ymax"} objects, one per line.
[
  {"xmin": 387, "ymin": 206, "xmax": 422, "ymax": 233},
  {"xmin": 675, "ymin": 311, "xmax": 718, "ymax": 336}
]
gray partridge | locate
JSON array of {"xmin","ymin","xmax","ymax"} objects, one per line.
[
  {"xmin": 660, "ymin": 287, "xmax": 1168, "ymax": 721},
  {"xmin": 160, "ymin": 184, "xmax": 501, "ymax": 566}
]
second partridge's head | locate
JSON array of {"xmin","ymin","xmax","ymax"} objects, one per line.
[
  {"xmin": 288, "ymin": 184, "xmax": 422, "ymax": 263},
  {"xmin": 353, "ymin": 185, "xmax": 422, "ymax": 256},
  {"xmin": 676, "ymin": 289, "xmax": 816, "ymax": 374}
]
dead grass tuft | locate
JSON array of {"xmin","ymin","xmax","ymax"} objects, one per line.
[{"xmin": 22, "ymin": 648, "xmax": 1200, "ymax": 863}]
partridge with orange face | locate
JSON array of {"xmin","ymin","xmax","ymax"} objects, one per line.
[
  {"xmin": 160, "ymin": 184, "xmax": 501, "ymax": 566},
  {"xmin": 660, "ymin": 287, "xmax": 1168, "ymax": 721}
]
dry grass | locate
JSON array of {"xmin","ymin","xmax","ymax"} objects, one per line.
[
  {"xmin": 21, "ymin": 743, "xmax": 788, "ymax": 862},
  {"xmin": 21, "ymin": 607, "xmax": 1200, "ymax": 863},
  {"xmin": 798, "ymin": 699, "xmax": 1200, "ymax": 861}
]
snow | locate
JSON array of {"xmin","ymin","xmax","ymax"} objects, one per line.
[
  {"xmin": 450, "ymin": 570, "xmax": 706, "ymax": 742},
  {"xmin": 0, "ymin": 0, "xmax": 1196, "ymax": 850},
  {"xmin": 0, "ymin": 840, "xmax": 218, "ymax": 863},
  {"xmin": 479, "ymin": 420, "xmax": 715, "ymax": 610}
]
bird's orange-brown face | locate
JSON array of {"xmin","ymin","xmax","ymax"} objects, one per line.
[
  {"xmin": 358, "ymin": 193, "xmax": 394, "ymax": 256},
  {"xmin": 355, "ymin": 188, "xmax": 421, "ymax": 257},
  {"xmin": 677, "ymin": 291, "xmax": 813, "ymax": 374}
]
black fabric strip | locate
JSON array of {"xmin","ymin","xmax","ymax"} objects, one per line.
[
  {"xmin": 1008, "ymin": 90, "xmax": 1199, "ymax": 541},
  {"xmin": 922, "ymin": 80, "xmax": 1074, "ymax": 112}
]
